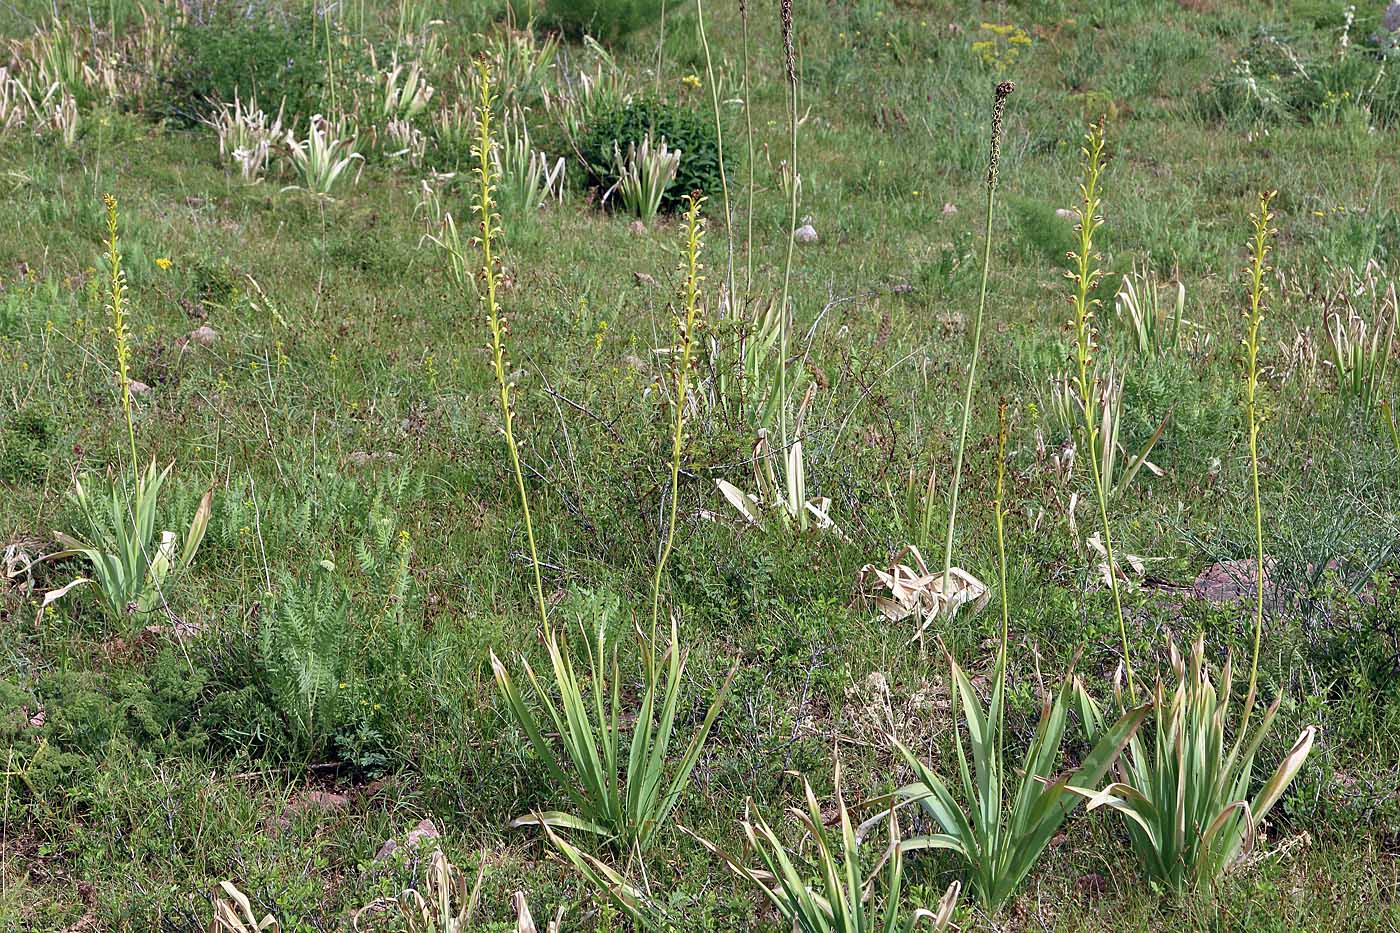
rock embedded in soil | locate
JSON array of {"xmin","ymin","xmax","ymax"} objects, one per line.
[
  {"xmin": 795, "ymin": 223, "xmax": 819, "ymax": 244},
  {"xmin": 1190, "ymin": 558, "xmax": 1275, "ymax": 602}
]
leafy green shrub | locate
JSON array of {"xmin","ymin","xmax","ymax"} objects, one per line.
[
  {"xmin": 543, "ymin": 0, "xmax": 665, "ymax": 41},
  {"xmin": 2, "ymin": 651, "xmax": 208, "ymax": 798},
  {"xmin": 580, "ymin": 98, "xmax": 720, "ymax": 212},
  {"xmin": 0, "ymin": 405, "xmax": 56, "ymax": 484},
  {"xmin": 156, "ymin": 13, "xmax": 329, "ymax": 125},
  {"xmin": 1204, "ymin": 28, "xmax": 1400, "ymax": 128}
]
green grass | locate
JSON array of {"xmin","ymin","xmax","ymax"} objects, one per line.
[{"xmin": 0, "ymin": 0, "xmax": 1398, "ymax": 929}]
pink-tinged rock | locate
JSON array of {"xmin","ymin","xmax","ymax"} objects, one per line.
[
  {"xmin": 1190, "ymin": 558, "xmax": 1274, "ymax": 601},
  {"xmin": 405, "ymin": 818, "xmax": 439, "ymax": 848}
]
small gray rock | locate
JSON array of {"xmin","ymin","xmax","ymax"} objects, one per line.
[
  {"xmin": 127, "ymin": 379, "xmax": 151, "ymax": 396},
  {"xmin": 794, "ymin": 224, "xmax": 818, "ymax": 244},
  {"xmin": 189, "ymin": 325, "xmax": 217, "ymax": 347}
]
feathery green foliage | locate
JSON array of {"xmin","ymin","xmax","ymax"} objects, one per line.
[{"xmin": 257, "ymin": 560, "xmax": 351, "ymax": 754}]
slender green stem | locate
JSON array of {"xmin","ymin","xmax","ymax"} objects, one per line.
[
  {"xmin": 740, "ymin": 0, "xmax": 755, "ymax": 298},
  {"xmin": 1069, "ymin": 120, "xmax": 1135, "ymax": 700},
  {"xmin": 650, "ymin": 197, "xmax": 706, "ymax": 643},
  {"xmin": 777, "ymin": 0, "xmax": 798, "ymax": 459},
  {"xmin": 1383, "ymin": 400, "xmax": 1400, "ymax": 479},
  {"xmin": 694, "ymin": 0, "xmax": 734, "ymax": 311},
  {"xmin": 474, "ymin": 61, "xmax": 548, "ymax": 631},
  {"xmin": 102, "ymin": 193, "xmax": 137, "ymax": 474},
  {"xmin": 1244, "ymin": 191, "xmax": 1276, "ymax": 693},
  {"xmin": 941, "ymin": 82, "xmax": 1013, "ymax": 598},
  {"xmin": 991, "ymin": 401, "xmax": 1010, "ymax": 789}
]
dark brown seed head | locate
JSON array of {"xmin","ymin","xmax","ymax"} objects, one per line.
[
  {"xmin": 780, "ymin": 0, "xmax": 797, "ymax": 87},
  {"xmin": 986, "ymin": 81, "xmax": 1015, "ymax": 190}
]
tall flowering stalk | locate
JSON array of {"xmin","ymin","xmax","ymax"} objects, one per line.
[
  {"xmin": 472, "ymin": 59, "xmax": 548, "ymax": 630},
  {"xmin": 650, "ymin": 195, "xmax": 706, "ymax": 641},
  {"xmin": 940, "ymin": 81, "xmax": 1014, "ymax": 600},
  {"xmin": 103, "ymin": 194, "xmax": 138, "ymax": 472},
  {"xmin": 1243, "ymin": 190, "xmax": 1276, "ymax": 690},
  {"xmin": 1066, "ymin": 121, "xmax": 1135, "ymax": 699}
]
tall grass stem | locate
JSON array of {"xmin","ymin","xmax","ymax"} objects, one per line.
[
  {"xmin": 694, "ymin": 0, "xmax": 734, "ymax": 310},
  {"xmin": 941, "ymin": 82, "xmax": 1013, "ymax": 599},
  {"xmin": 777, "ymin": 0, "xmax": 798, "ymax": 458},
  {"xmin": 740, "ymin": 0, "xmax": 755, "ymax": 297}
]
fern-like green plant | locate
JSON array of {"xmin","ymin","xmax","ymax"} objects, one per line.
[{"xmin": 258, "ymin": 559, "xmax": 351, "ymax": 753}]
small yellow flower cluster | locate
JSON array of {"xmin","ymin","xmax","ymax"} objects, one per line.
[
  {"xmin": 971, "ymin": 22, "xmax": 1031, "ymax": 71},
  {"xmin": 681, "ymin": 74, "xmax": 702, "ymax": 90}
]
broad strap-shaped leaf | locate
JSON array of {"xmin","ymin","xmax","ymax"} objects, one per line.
[
  {"xmin": 510, "ymin": 810, "xmax": 613, "ymax": 838},
  {"xmin": 539, "ymin": 821, "xmax": 667, "ymax": 930},
  {"xmin": 1250, "ymin": 725, "xmax": 1316, "ymax": 826},
  {"xmin": 180, "ymin": 486, "xmax": 215, "ymax": 570},
  {"xmin": 890, "ymin": 737, "xmax": 978, "ymax": 861}
]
